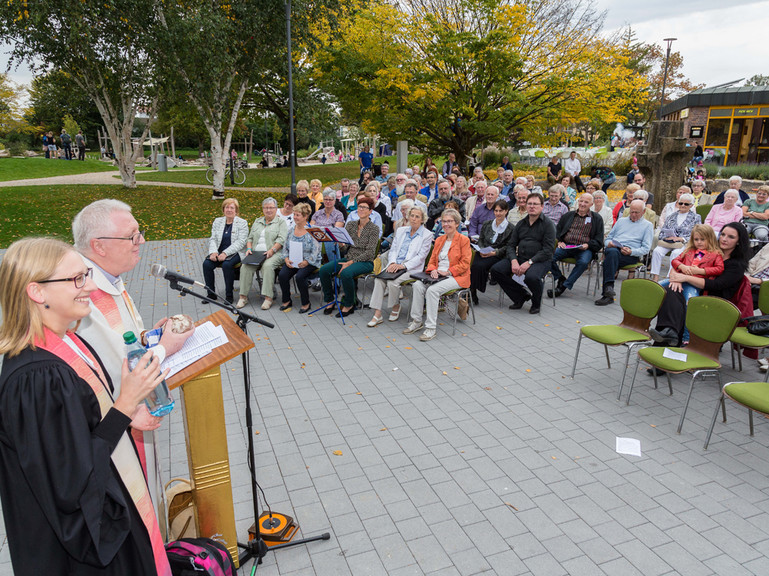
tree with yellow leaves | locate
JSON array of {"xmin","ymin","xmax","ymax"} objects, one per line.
[{"xmin": 314, "ymin": 0, "xmax": 645, "ymax": 167}]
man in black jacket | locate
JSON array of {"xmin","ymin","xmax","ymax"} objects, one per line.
[
  {"xmin": 547, "ymin": 193, "xmax": 604, "ymax": 298},
  {"xmin": 490, "ymin": 193, "xmax": 556, "ymax": 314}
]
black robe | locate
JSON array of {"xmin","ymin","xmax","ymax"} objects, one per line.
[{"xmin": 0, "ymin": 345, "xmax": 157, "ymax": 575}]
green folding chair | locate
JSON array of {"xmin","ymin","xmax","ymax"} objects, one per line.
[
  {"xmin": 626, "ymin": 296, "xmax": 740, "ymax": 433},
  {"xmin": 730, "ymin": 281, "xmax": 769, "ymax": 373},
  {"xmin": 704, "ymin": 380, "xmax": 769, "ymax": 449},
  {"xmin": 572, "ymin": 279, "xmax": 666, "ymax": 399}
]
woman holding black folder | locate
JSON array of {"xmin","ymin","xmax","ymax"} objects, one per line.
[
  {"xmin": 367, "ymin": 207, "xmax": 434, "ymax": 327},
  {"xmin": 403, "ymin": 208, "xmax": 471, "ymax": 341}
]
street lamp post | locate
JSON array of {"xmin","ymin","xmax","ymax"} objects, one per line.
[
  {"xmin": 286, "ymin": 0, "xmax": 296, "ymax": 193},
  {"xmin": 658, "ymin": 37, "xmax": 677, "ymax": 120}
]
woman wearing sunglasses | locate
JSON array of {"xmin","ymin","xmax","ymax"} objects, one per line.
[{"xmin": 650, "ymin": 192, "xmax": 700, "ymax": 281}]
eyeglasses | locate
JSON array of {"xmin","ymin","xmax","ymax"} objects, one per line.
[
  {"xmin": 38, "ymin": 268, "xmax": 93, "ymax": 289},
  {"xmin": 678, "ymin": 202, "xmax": 691, "ymax": 206},
  {"xmin": 97, "ymin": 230, "xmax": 145, "ymax": 245}
]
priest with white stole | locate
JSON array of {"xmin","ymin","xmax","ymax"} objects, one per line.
[{"xmin": 73, "ymin": 199, "xmax": 194, "ymax": 525}]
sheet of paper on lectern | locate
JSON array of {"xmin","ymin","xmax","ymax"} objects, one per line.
[{"xmin": 160, "ymin": 321, "xmax": 228, "ymax": 377}]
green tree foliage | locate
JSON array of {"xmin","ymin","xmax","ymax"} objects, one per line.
[
  {"xmin": 24, "ymin": 70, "xmax": 103, "ymax": 142},
  {"xmin": 0, "ymin": 0, "xmax": 159, "ymax": 186},
  {"xmin": 315, "ymin": 0, "xmax": 642, "ymax": 165},
  {"xmin": 745, "ymin": 74, "xmax": 769, "ymax": 87}
]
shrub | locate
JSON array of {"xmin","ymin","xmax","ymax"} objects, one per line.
[{"xmin": 719, "ymin": 163, "xmax": 769, "ymax": 181}]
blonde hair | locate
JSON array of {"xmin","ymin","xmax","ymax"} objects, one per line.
[
  {"xmin": 0, "ymin": 238, "xmax": 74, "ymax": 357},
  {"xmin": 310, "ymin": 178, "xmax": 322, "ymax": 189},
  {"xmin": 684, "ymin": 224, "xmax": 720, "ymax": 255},
  {"xmin": 296, "ymin": 179, "xmax": 309, "ymax": 193},
  {"xmin": 293, "ymin": 202, "xmax": 312, "ymax": 218},
  {"xmin": 222, "ymin": 197, "xmax": 240, "ymax": 214}
]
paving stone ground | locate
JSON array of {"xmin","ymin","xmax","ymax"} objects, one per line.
[{"xmin": 2, "ymin": 239, "xmax": 769, "ymax": 575}]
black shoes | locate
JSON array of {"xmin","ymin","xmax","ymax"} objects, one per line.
[
  {"xmin": 595, "ymin": 287, "xmax": 615, "ymax": 306},
  {"xmin": 529, "ymin": 306, "xmax": 541, "ymax": 314},
  {"xmin": 471, "ymin": 290, "xmax": 479, "ymax": 305},
  {"xmin": 336, "ymin": 307, "xmax": 355, "ymax": 318},
  {"xmin": 323, "ymin": 303, "xmax": 335, "ymax": 315}
]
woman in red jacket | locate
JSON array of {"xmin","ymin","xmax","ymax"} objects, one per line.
[{"xmin": 403, "ymin": 209, "xmax": 471, "ymax": 341}]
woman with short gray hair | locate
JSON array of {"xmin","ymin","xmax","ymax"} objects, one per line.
[{"xmin": 237, "ymin": 197, "xmax": 288, "ymax": 310}]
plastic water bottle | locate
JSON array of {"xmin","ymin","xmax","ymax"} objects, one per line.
[{"xmin": 123, "ymin": 331, "xmax": 175, "ymax": 417}]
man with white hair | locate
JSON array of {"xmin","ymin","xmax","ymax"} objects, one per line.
[
  {"xmin": 564, "ymin": 150, "xmax": 585, "ymax": 192},
  {"xmin": 507, "ymin": 185, "xmax": 529, "ymax": 225},
  {"xmin": 713, "ymin": 175, "xmax": 750, "ymax": 205},
  {"xmin": 394, "ymin": 173, "xmax": 408, "ymax": 197},
  {"xmin": 499, "ymin": 170, "xmax": 515, "ymax": 198},
  {"xmin": 621, "ymin": 190, "xmax": 657, "ymax": 224},
  {"xmin": 74, "ymin": 199, "xmax": 193, "ymax": 515},
  {"xmin": 427, "ymin": 179, "xmax": 465, "ymax": 228},
  {"xmin": 595, "ymin": 199, "xmax": 653, "ymax": 306}
]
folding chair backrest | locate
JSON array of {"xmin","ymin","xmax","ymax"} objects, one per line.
[
  {"xmin": 759, "ymin": 281, "xmax": 769, "ymax": 315},
  {"xmin": 686, "ymin": 296, "xmax": 740, "ymax": 362}
]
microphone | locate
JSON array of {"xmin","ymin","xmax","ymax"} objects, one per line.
[{"xmin": 150, "ymin": 264, "xmax": 208, "ymax": 289}]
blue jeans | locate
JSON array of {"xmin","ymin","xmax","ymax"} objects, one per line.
[
  {"xmin": 659, "ymin": 279, "xmax": 700, "ymax": 341},
  {"xmin": 602, "ymin": 247, "xmax": 639, "ymax": 292},
  {"xmin": 551, "ymin": 247, "xmax": 593, "ymax": 290}
]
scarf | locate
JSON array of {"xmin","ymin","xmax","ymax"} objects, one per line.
[{"xmin": 35, "ymin": 328, "xmax": 171, "ymax": 576}]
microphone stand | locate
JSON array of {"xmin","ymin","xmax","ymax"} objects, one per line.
[{"xmin": 167, "ymin": 280, "xmax": 330, "ymax": 569}]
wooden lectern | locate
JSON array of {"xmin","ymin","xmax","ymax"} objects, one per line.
[{"xmin": 167, "ymin": 310, "xmax": 254, "ymax": 567}]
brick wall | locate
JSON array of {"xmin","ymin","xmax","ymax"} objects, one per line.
[{"xmin": 682, "ymin": 107, "xmax": 709, "ymax": 146}]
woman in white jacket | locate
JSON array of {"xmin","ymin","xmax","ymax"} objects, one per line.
[
  {"xmin": 202, "ymin": 197, "xmax": 249, "ymax": 303},
  {"xmin": 367, "ymin": 207, "xmax": 433, "ymax": 326}
]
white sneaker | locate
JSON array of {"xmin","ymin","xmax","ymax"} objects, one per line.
[
  {"xmin": 419, "ymin": 329, "xmax": 436, "ymax": 341},
  {"xmin": 402, "ymin": 321, "xmax": 424, "ymax": 335},
  {"xmin": 759, "ymin": 358, "xmax": 769, "ymax": 367},
  {"xmin": 236, "ymin": 296, "xmax": 248, "ymax": 309}
]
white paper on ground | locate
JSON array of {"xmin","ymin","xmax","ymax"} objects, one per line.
[
  {"xmin": 662, "ymin": 347, "xmax": 687, "ymax": 362},
  {"xmin": 616, "ymin": 437, "xmax": 642, "ymax": 457}
]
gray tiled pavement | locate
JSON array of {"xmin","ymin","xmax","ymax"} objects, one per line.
[{"xmin": 2, "ymin": 239, "xmax": 769, "ymax": 575}]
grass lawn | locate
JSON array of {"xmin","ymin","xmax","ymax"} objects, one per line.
[
  {"xmin": 0, "ymin": 157, "xmax": 119, "ymax": 182},
  {"xmin": 0, "ymin": 185, "xmax": 275, "ymax": 248},
  {"xmin": 134, "ymin": 160, "xmax": 365, "ymax": 188}
]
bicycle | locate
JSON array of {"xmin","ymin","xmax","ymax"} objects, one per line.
[{"xmin": 205, "ymin": 163, "xmax": 246, "ymax": 185}]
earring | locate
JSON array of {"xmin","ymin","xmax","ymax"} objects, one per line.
[{"xmin": 44, "ymin": 304, "xmax": 50, "ymax": 309}]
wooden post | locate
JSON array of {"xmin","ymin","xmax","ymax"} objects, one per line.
[{"xmin": 170, "ymin": 126, "xmax": 176, "ymax": 160}]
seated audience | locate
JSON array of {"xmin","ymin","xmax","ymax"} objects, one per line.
[
  {"xmin": 595, "ymin": 200, "xmax": 653, "ymax": 306},
  {"xmin": 278, "ymin": 203, "xmax": 322, "ymax": 313},
  {"xmin": 491, "ymin": 193, "xmax": 556, "ymax": 314},
  {"xmin": 427, "ymin": 179, "xmax": 465, "ymax": 229},
  {"xmin": 621, "ymin": 190, "xmax": 657, "ymax": 225},
  {"xmin": 295, "ymin": 179, "xmax": 316, "ymax": 216},
  {"xmin": 468, "ymin": 185, "xmax": 500, "ymax": 236},
  {"xmin": 278, "ymin": 193, "xmax": 297, "ymax": 228},
  {"xmin": 546, "ymin": 156, "xmax": 563, "ymax": 185},
  {"xmin": 464, "ymin": 179, "xmax": 487, "ymax": 222},
  {"xmin": 548, "ymin": 193, "xmax": 604, "ymax": 297},
  {"xmin": 658, "ymin": 186, "xmax": 691, "ymax": 227},
  {"xmin": 403, "ymin": 209, "xmax": 471, "ymax": 341},
  {"xmin": 395, "ymin": 181, "xmax": 428, "ymax": 215},
  {"xmin": 705, "ymin": 189, "xmax": 743, "ymax": 234},
  {"xmin": 367, "ymin": 207, "xmax": 433, "ymax": 326},
  {"xmin": 561, "ymin": 175, "xmax": 577, "ymax": 208},
  {"xmin": 712, "ymin": 175, "xmax": 750, "ymax": 205},
  {"xmin": 238, "ymin": 197, "xmax": 288, "ymax": 310},
  {"xmin": 542, "ymin": 184, "xmax": 569, "ymax": 225},
  {"xmin": 319, "ymin": 197, "xmax": 380, "ymax": 317},
  {"xmin": 203, "ymin": 197, "xmax": 249, "ymax": 303},
  {"xmin": 470, "ymin": 200, "xmax": 513, "ymax": 304},
  {"xmin": 592, "ymin": 190, "xmax": 613, "ymax": 238},
  {"xmin": 690, "ymin": 179, "xmax": 710, "ymax": 207},
  {"xmin": 506, "ymin": 185, "xmax": 529, "ymax": 225},
  {"xmin": 650, "ymin": 192, "xmax": 700, "ymax": 281},
  {"xmin": 742, "ymin": 185, "xmax": 769, "ymax": 241}
]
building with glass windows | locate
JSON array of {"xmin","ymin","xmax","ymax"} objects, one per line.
[{"xmin": 660, "ymin": 85, "xmax": 769, "ymax": 165}]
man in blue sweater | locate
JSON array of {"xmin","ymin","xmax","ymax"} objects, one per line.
[{"xmin": 595, "ymin": 200, "xmax": 653, "ymax": 306}]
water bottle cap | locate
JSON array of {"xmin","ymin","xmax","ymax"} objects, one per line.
[{"xmin": 123, "ymin": 331, "xmax": 137, "ymax": 344}]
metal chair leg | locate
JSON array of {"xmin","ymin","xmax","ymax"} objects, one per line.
[
  {"xmin": 652, "ymin": 368, "xmax": 658, "ymax": 390},
  {"xmin": 704, "ymin": 391, "xmax": 725, "ymax": 449},
  {"xmin": 626, "ymin": 355, "xmax": 642, "ymax": 405},
  {"xmin": 571, "ymin": 332, "xmax": 584, "ymax": 378},
  {"xmin": 666, "ymin": 372, "xmax": 673, "ymax": 395},
  {"xmin": 749, "ymin": 407, "xmax": 755, "ymax": 436},
  {"xmin": 737, "ymin": 344, "xmax": 743, "ymax": 372},
  {"xmin": 618, "ymin": 345, "xmax": 632, "ymax": 400},
  {"xmin": 604, "ymin": 345, "xmax": 611, "ymax": 369}
]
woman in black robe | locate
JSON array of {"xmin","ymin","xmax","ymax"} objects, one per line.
[{"xmin": 0, "ymin": 238, "xmax": 171, "ymax": 576}]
